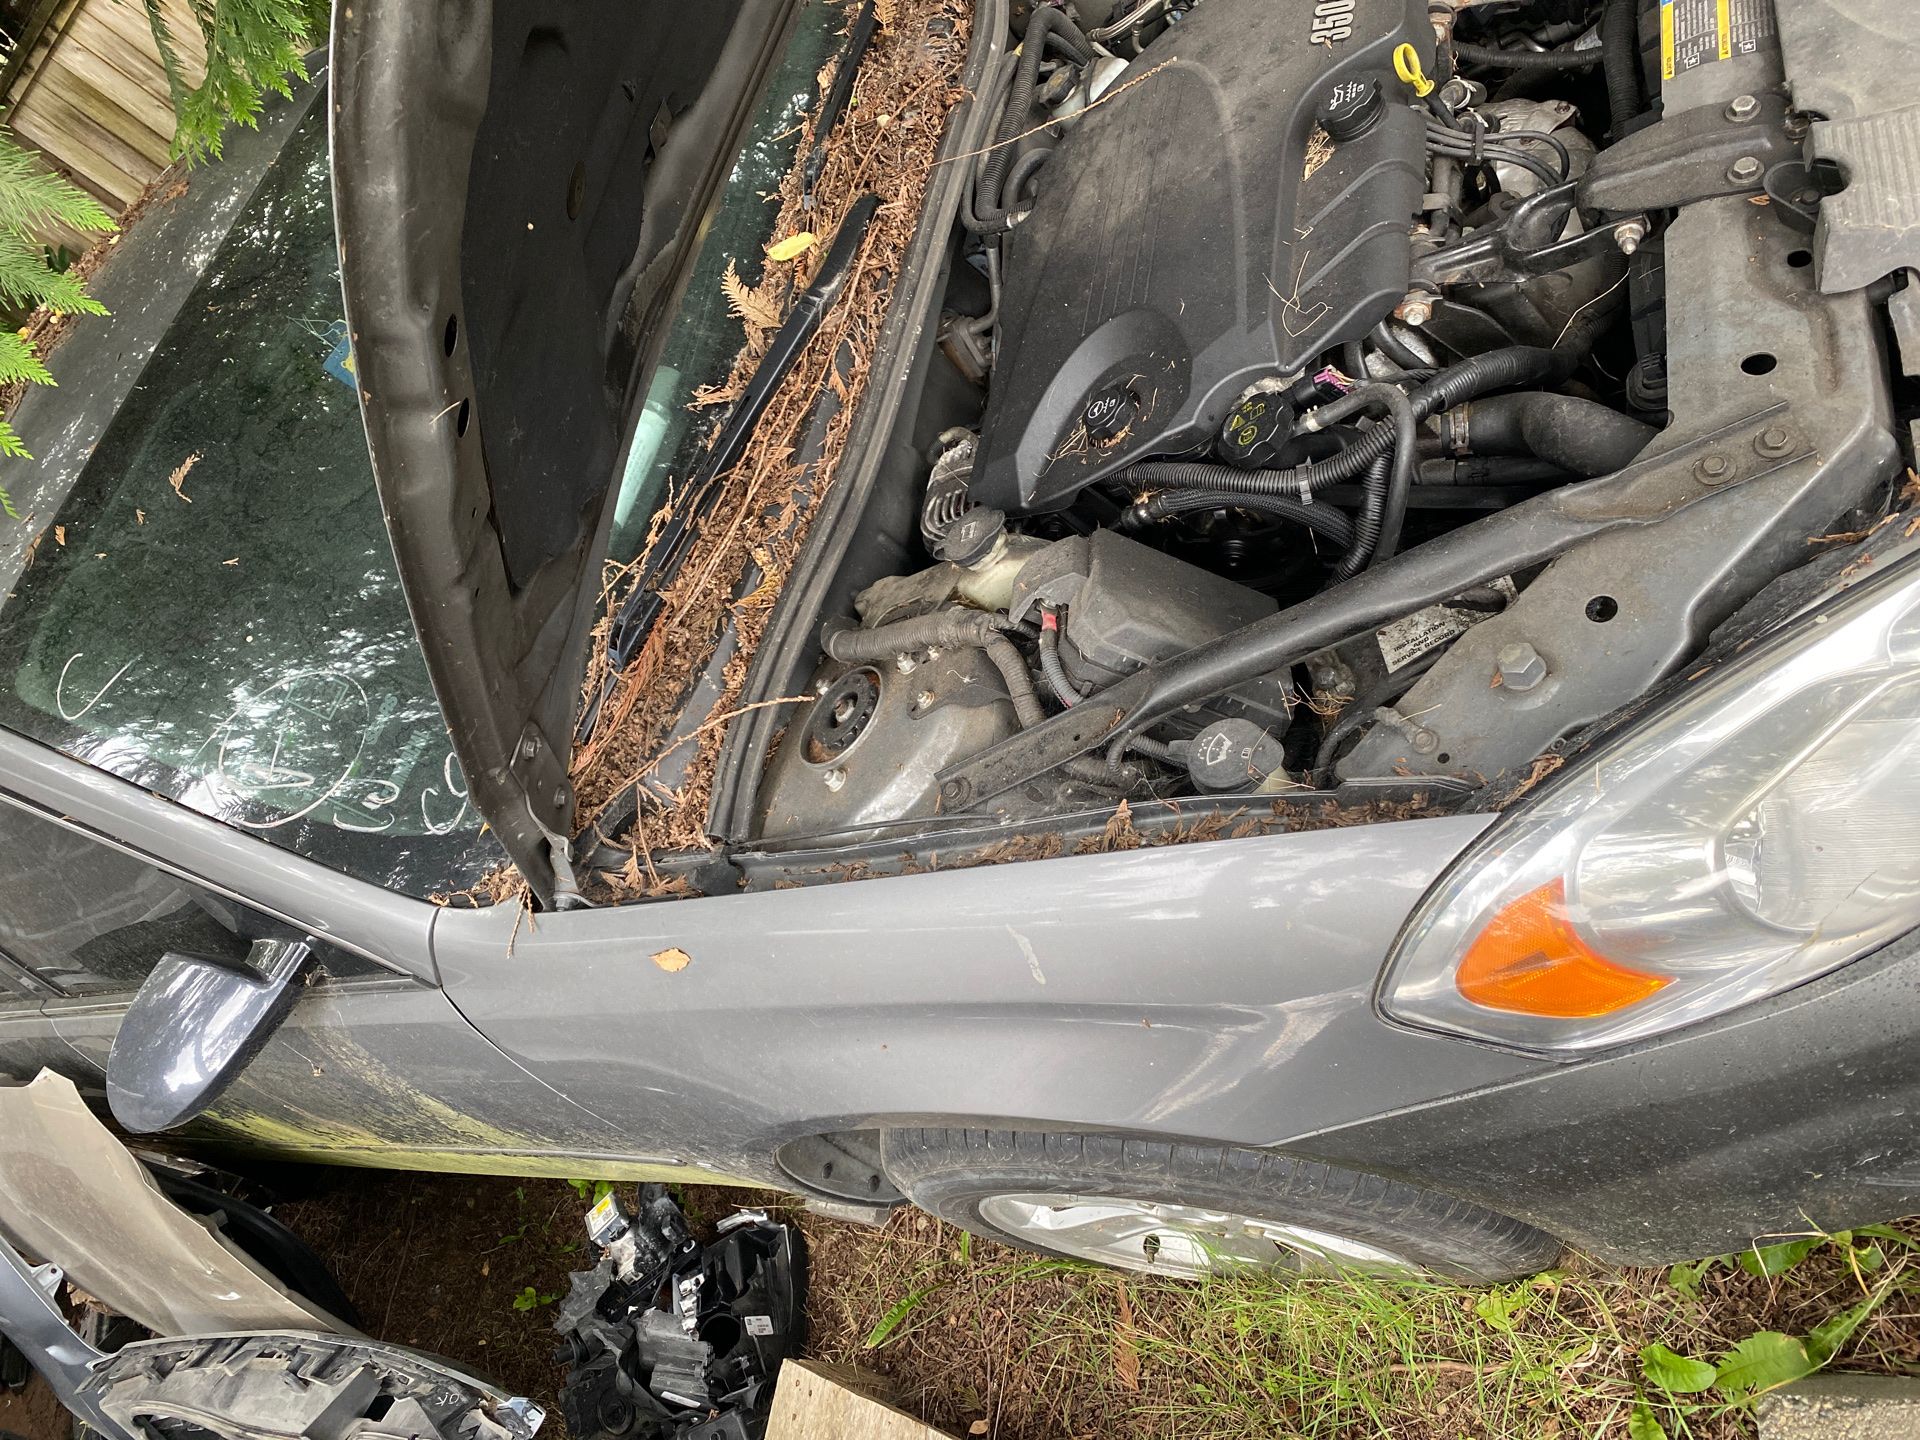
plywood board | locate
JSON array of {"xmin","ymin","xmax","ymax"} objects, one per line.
[{"xmin": 765, "ymin": 1360, "xmax": 958, "ymax": 1440}]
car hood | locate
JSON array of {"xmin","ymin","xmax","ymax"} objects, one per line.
[{"xmin": 331, "ymin": 0, "xmax": 792, "ymax": 901}]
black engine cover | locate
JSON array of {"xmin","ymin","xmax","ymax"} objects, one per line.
[{"xmin": 971, "ymin": 0, "xmax": 1430, "ymax": 515}]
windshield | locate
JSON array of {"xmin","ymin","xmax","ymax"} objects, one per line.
[
  {"xmin": 607, "ymin": 1, "xmax": 842, "ymax": 564},
  {"xmin": 0, "ymin": 99, "xmax": 498, "ymax": 897}
]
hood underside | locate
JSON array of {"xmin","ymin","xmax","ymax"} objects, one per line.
[{"xmin": 331, "ymin": 0, "xmax": 792, "ymax": 900}]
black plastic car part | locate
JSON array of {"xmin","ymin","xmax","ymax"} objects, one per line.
[{"xmin": 968, "ymin": 0, "xmax": 1432, "ymax": 516}]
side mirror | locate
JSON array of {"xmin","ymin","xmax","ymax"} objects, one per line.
[{"xmin": 106, "ymin": 938, "xmax": 316, "ymax": 1133}]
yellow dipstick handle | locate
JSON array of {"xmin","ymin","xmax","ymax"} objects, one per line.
[{"xmin": 1394, "ymin": 43, "xmax": 1435, "ymax": 97}]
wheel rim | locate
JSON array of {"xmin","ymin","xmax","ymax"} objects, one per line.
[{"xmin": 975, "ymin": 1192, "xmax": 1423, "ymax": 1278}]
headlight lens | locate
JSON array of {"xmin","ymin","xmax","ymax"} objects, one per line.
[{"xmin": 1380, "ymin": 556, "xmax": 1920, "ymax": 1053}]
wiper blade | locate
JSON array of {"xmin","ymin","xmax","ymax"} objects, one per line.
[
  {"xmin": 579, "ymin": 193, "xmax": 882, "ymax": 743},
  {"xmin": 802, "ymin": 0, "xmax": 880, "ymax": 207}
]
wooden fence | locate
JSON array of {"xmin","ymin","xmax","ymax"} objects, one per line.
[{"xmin": 1, "ymin": 0, "xmax": 207, "ymax": 252}]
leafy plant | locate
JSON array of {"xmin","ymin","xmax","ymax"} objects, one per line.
[
  {"xmin": 128, "ymin": 0, "xmax": 325, "ymax": 164},
  {"xmin": 511, "ymin": 1285, "xmax": 559, "ymax": 1311},
  {"xmin": 567, "ymin": 1178, "xmax": 617, "ymax": 1206},
  {"xmin": 0, "ymin": 133, "xmax": 113, "ymax": 497}
]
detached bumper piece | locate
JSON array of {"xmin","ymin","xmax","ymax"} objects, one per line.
[{"xmin": 554, "ymin": 1187, "xmax": 802, "ymax": 1440}]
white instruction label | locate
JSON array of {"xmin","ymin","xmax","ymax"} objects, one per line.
[
  {"xmin": 744, "ymin": 1314, "xmax": 777, "ymax": 1337},
  {"xmin": 1375, "ymin": 577, "xmax": 1517, "ymax": 674}
]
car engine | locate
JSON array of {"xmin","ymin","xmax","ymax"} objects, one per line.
[{"xmin": 758, "ymin": 0, "xmax": 1913, "ymax": 841}]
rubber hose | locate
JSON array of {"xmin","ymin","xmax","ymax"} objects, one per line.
[
  {"xmin": 1125, "ymin": 489, "xmax": 1358, "ymax": 548},
  {"xmin": 1600, "ymin": 0, "xmax": 1644, "ymax": 137},
  {"xmin": 1370, "ymin": 321, "xmax": 1430, "ymax": 371},
  {"xmin": 1446, "ymin": 392, "xmax": 1656, "ymax": 476},
  {"xmin": 1332, "ymin": 453, "xmax": 1390, "ymax": 582},
  {"xmin": 823, "ymin": 607, "xmax": 1010, "ymax": 663},
  {"xmin": 1451, "ymin": 39, "xmax": 1603, "ymax": 70},
  {"xmin": 977, "ymin": 9, "xmax": 1090, "ymax": 222},
  {"xmin": 959, "ymin": 53, "xmax": 1022, "ymax": 233},
  {"xmin": 1003, "ymin": 146, "xmax": 1053, "ymax": 209}
]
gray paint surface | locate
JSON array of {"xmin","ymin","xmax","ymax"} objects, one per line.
[{"xmin": 432, "ymin": 813, "xmax": 1540, "ymax": 1182}]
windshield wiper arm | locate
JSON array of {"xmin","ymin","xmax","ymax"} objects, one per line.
[
  {"xmin": 579, "ymin": 193, "xmax": 882, "ymax": 743},
  {"xmin": 803, "ymin": 0, "xmax": 880, "ymax": 207}
]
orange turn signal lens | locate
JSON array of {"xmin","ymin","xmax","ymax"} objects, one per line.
[{"xmin": 1455, "ymin": 879, "xmax": 1669, "ymax": 1018}]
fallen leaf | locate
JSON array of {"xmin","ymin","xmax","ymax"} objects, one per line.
[
  {"xmin": 766, "ymin": 231, "xmax": 817, "ymax": 262},
  {"xmin": 651, "ymin": 946, "xmax": 692, "ymax": 973},
  {"xmin": 169, "ymin": 451, "xmax": 201, "ymax": 503},
  {"xmin": 968, "ymin": 1424, "xmax": 988, "ymax": 1437},
  {"xmin": 1113, "ymin": 1277, "xmax": 1141, "ymax": 1391},
  {"xmin": 52, "ymin": 525, "xmax": 64, "ymax": 545},
  {"xmin": 721, "ymin": 259, "xmax": 782, "ymax": 332}
]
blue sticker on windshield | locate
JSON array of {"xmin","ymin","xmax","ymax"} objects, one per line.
[{"xmin": 323, "ymin": 318, "xmax": 357, "ymax": 391}]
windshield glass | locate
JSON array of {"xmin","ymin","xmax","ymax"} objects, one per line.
[
  {"xmin": 0, "ymin": 99, "xmax": 498, "ymax": 897},
  {"xmin": 607, "ymin": 1, "xmax": 841, "ymax": 563}
]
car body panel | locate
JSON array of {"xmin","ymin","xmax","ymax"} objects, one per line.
[
  {"xmin": 1299, "ymin": 931, "xmax": 1920, "ymax": 1262},
  {"xmin": 430, "ymin": 814, "xmax": 1542, "ymax": 1171}
]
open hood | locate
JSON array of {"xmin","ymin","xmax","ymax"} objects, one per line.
[{"xmin": 331, "ymin": 0, "xmax": 793, "ymax": 901}]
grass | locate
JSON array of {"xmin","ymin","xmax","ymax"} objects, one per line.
[{"xmin": 800, "ymin": 1209, "xmax": 1920, "ymax": 1440}]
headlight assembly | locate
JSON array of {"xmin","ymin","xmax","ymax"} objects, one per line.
[{"xmin": 1380, "ymin": 555, "xmax": 1920, "ymax": 1054}]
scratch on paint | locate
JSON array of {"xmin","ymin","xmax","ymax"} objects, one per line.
[{"xmin": 1007, "ymin": 925, "xmax": 1046, "ymax": 986}]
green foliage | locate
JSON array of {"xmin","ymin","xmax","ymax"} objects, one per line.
[
  {"xmin": 864, "ymin": 1284, "xmax": 940, "ymax": 1348},
  {"xmin": 1638, "ymin": 1341, "xmax": 1718, "ymax": 1395},
  {"xmin": 130, "ymin": 0, "xmax": 322, "ymax": 165},
  {"xmin": 1627, "ymin": 1401, "xmax": 1669, "ymax": 1440},
  {"xmin": 567, "ymin": 1178, "xmax": 617, "ymax": 1206},
  {"xmin": 510, "ymin": 1285, "xmax": 559, "ymax": 1312},
  {"xmin": 0, "ymin": 129, "xmax": 114, "ymax": 491}
]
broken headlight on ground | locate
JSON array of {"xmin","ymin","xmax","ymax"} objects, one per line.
[{"xmin": 553, "ymin": 1187, "xmax": 801, "ymax": 1440}]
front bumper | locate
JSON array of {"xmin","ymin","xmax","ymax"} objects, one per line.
[{"xmin": 1302, "ymin": 928, "xmax": 1920, "ymax": 1264}]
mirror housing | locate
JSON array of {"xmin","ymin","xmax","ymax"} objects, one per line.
[{"xmin": 106, "ymin": 938, "xmax": 316, "ymax": 1133}]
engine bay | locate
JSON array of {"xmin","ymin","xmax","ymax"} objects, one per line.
[{"xmin": 754, "ymin": 0, "xmax": 1915, "ymax": 848}]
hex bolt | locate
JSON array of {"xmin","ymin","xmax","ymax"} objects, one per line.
[
  {"xmin": 1495, "ymin": 642, "xmax": 1548, "ymax": 693},
  {"xmin": 1694, "ymin": 453, "xmax": 1733, "ymax": 484},
  {"xmin": 940, "ymin": 777, "xmax": 971, "ymax": 805},
  {"xmin": 1399, "ymin": 294, "xmax": 1434, "ymax": 327},
  {"xmin": 915, "ymin": 689, "xmax": 936, "ymax": 709},
  {"xmin": 1755, "ymin": 426, "xmax": 1794, "ymax": 458},
  {"xmin": 517, "ymin": 736, "xmax": 539, "ymax": 761},
  {"xmin": 552, "ymin": 787, "xmax": 569, "ymax": 809},
  {"xmin": 1614, "ymin": 219, "xmax": 1647, "ymax": 256},
  {"xmin": 1724, "ymin": 94, "xmax": 1760, "ymax": 122},
  {"xmin": 824, "ymin": 767, "xmax": 848, "ymax": 793},
  {"xmin": 1727, "ymin": 155, "xmax": 1764, "ymax": 186},
  {"xmin": 894, "ymin": 652, "xmax": 917, "ymax": 674},
  {"xmin": 1784, "ymin": 113, "xmax": 1811, "ymax": 141},
  {"xmin": 814, "ymin": 676, "xmax": 832, "ymax": 695}
]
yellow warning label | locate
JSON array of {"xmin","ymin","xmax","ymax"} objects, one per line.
[{"xmin": 1661, "ymin": 0, "xmax": 1775, "ymax": 81}]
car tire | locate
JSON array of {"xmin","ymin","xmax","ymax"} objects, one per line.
[{"xmin": 880, "ymin": 1128, "xmax": 1563, "ymax": 1283}]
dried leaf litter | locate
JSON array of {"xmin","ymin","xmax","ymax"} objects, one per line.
[{"xmin": 569, "ymin": 0, "xmax": 971, "ymax": 871}]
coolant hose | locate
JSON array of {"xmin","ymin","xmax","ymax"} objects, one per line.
[
  {"xmin": 1112, "ymin": 347, "xmax": 1573, "ymax": 504},
  {"xmin": 977, "ymin": 8, "xmax": 1090, "ymax": 224},
  {"xmin": 1443, "ymin": 392, "xmax": 1656, "ymax": 477},
  {"xmin": 984, "ymin": 636, "xmax": 1048, "ymax": 729},
  {"xmin": 1122, "ymin": 489, "xmax": 1358, "ymax": 548},
  {"xmin": 1451, "ymin": 39, "xmax": 1604, "ymax": 70},
  {"xmin": 1601, "ymin": 0, "xmax": 1644, "ymax": 137},
  {"xmin": 823, "ymin": 607, "xmax": 1010, "ymax": 662}
]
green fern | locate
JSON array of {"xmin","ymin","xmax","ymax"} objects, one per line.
[
  {"xmin": 133, "ymin": 0, "xmax": 321, "ymax": 165},
  {"xmin": 0, "ymin": 128, "xmax": 115, "ymax": 497}
]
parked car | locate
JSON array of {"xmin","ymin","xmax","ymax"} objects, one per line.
[{"xmin": 2, "ymin": 0, "xmax": 1918, "ymax": 1294}]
